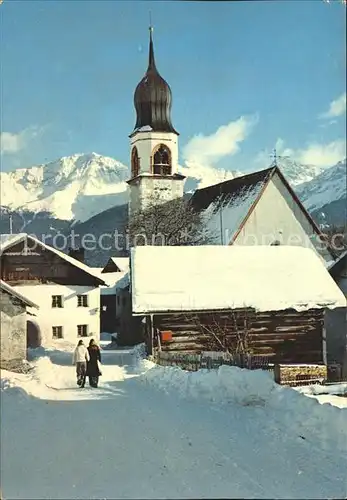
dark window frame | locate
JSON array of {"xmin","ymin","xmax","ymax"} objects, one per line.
[
  {"xmin": 52, "ymin": 326, "xmax": 63, "ymax": 339},
  {"xmin": 52, "ymin": 295, "xmax": 63, "ymax": 308},
  {"xmin": 77, "ymin": 324, "xmax": 89, "ymax": 337},
  {"xmin": 77, "ymin": 294, "xmax": 88, "ymax": 307}
]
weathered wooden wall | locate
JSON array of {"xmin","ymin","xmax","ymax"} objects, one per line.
[
  {"xmin": 1, "ymin": 241, "xmax": 99, "ymax": 286},
  {"xmin": 152, "ymin": 308, "xmax": 324, "ymax": 364}
]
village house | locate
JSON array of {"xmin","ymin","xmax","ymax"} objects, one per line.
[
  {"xmin": 129, "ymin": 245, "xmax": 346, "ymax": 384},
  {"xmin": 99, "ymin": 257, "xmax": 129, "ymax": 335},
  {"xmin": 0, "ymin": 233, "xmax": 105, "ymax": 347},
  {"xmin": 189, "ymin": 165, "xmax": 336, "ymax": 267},
  {"xmin": 0, "ymin": 279, "xmax": 39, "ymax": 367}
]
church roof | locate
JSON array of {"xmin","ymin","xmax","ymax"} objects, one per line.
[
  {"xmin": 190, "ymin": 167, "xmax": 275, "ymax": 244},
  {"xmin": 189, "ymin": 166, "xmax": 332, "ymax": 248},
  {"xmin": 131, "ymin": 28, "xmax": 178, "ymax": 136}
]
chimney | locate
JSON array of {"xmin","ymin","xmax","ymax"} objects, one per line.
[{"xmin": 68, "ymin": 247, "xmax": 85, "ymax": 263}]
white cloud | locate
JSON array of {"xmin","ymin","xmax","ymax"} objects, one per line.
[
  {"xmin": 320, "ymin": 93, "xmax": 346, "ymax": 119},
  {"xmin": 182, "ymin": 115, "xmax": 258, "ymax": 166},
  {"xmin": 259, "ymin": 137, "xmax": 346, "ymax": 168},
  {"xmin": 295, "ymin": 140, "xmax": 346, "ymax": 167},
  {"xmin": 0, "ymin": 126, "xmax": 44, "ymax": 155}
]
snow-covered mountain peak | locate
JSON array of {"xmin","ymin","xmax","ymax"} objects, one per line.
[
  {"xmin": 296, "ymin": 158, "xmax": 346, "ymax": 213},
  {"xmin": 0, "ymin": 153, "xmax": 130, "ymax": 221},
  {"xmin": 276, "ymin": 158, "xmax": 327, "ymax": 186}
]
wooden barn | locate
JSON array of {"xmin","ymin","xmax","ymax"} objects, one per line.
[{"xmin": 130, "ymin": 246, "xmax": 346, "ymax": 383}]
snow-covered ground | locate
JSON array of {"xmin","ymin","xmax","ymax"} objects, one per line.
[
  {"xmin": 295, "ymin": 382, "xmax": 347, "ymax": 409},
  {"xmin": 1, "ymin": 344, "xmax": 347, "ymax": 500}
]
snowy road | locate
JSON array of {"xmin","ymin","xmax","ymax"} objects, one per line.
[{"xmin": 1, "ymin": 347, "xmax": 347, "ymax": 499}]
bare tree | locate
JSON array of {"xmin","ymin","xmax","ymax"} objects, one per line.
[
  {"xmin": 128, "ymin": 195, "xmax": 211, "ymax": 247},
  {"xmin": 180, "ymin": 310, "xmax": 255, "ymax": 365}
]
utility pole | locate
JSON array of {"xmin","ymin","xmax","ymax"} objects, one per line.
[
  {"xmin": 219, "ymin": 171, "xmax": 227, "ymax": 245},
  {"xmin": 219, "ymin": 184, "xmax": 224, "ymax": 245}
]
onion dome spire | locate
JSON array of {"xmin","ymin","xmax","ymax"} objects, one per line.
[{"xmin": 132, "ymin": 26, "xmax": 178, "ymax": 135}]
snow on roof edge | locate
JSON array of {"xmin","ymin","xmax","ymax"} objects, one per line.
[
  {"xmin": 0, "ymin": 279, "xmax": 39, "ymax": 308},
  {"xmin": 0, "ymin": 233, "xmax": 106, "ymax": 285}
]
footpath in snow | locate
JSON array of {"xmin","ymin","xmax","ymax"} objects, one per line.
[{"xmin": 1, "ymin": 342, "xmax": 347, "ymax": 500}]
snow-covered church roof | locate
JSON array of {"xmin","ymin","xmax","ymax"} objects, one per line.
[
  {"xmin": 190, "ymin": 167, "xmax": 274, "ymax": 243},
  {"xmin": 189, "ymin": 166, "xmax": 326, "ymax": 246},
  {"xmin": 131, "ymin": 245, "xmax": 346, "ymax": 315}
]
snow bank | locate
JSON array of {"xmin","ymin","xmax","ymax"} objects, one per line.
[
  {"xmin": 140, "ymin": 363, "xmax": 347, "ymax": 453},
  {"xmin": 142, "ymin": 363, "xmax": 276, "ymax": 405},
  {"xmin": 296, "ymin": 382, "xmax": 347, "ymax": 396}
]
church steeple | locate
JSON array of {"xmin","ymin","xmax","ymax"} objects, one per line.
[
  {"xmin": 127, "ymin": 26, "xmax": 185, "ymax": 218},
  {"xmin": 132, "ymin": 27, "xmax": 178, "ymax": 135},
  {"xmin": 148, "ymin": 26, "xmax": 156, "ymax": 70}
]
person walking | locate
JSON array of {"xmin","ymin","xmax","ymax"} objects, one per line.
[
  {"xmin": 86, "ymin": 339, "xmax": 102, "ymax": 388},
  {"xmin": 72, "ymin": 339, "xmax": 90, "ymax": 388}
]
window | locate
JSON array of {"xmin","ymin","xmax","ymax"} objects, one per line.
[
  {"xmin": 131, "ymin": 146, "xmax": 140, "ymax": 177},
  {"xmin": 52, "ymin": 326, "xmax": 63, "ymax": 339},
  {"xmin": 77, "ymin": 295, "xmax": 88, "ymax": 307},
  {"xmin": 152, "ymin": 144, "xmax": 172, "ymax": 175},
  {"xmin": 77, "ymin": 324, "xmax": 88, "ymax": 337},
  {"xmin": 52, "ymin": 295, "xmax": 63, "ymax": 308}
]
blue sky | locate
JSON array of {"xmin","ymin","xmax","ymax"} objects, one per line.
[{"xmin": 1, "ymin": 0, "xmax": 346, "ymax": 173}]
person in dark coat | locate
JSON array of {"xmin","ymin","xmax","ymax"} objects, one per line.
[{"xmin": 86, "ymin": 339, "xmax": 102, "ymax": 388}]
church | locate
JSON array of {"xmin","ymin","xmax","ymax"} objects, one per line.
[
  {"xmin": 126, "ymin": 27, "xmax": 186, "ymax": 217},
  {"xmin": 125, "ymin": 27, "xmax": 336, "ymax": 270}
]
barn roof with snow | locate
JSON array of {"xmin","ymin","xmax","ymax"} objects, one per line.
[
  {"xmin": 189, "ymin": 166, "xmax": 332, "ymax": 249},
  {"xmin": 0, "ymin": 279, "xmax": 39, "ymax": 309},
  {"xmin": 101, "ymin": 257, "xmax": 129, "ymax": 274},
  {"xmin": 131, "ymin": 246, "xmax": 346, "ymax": 315},
  {"xmin": 0, "ymin": 233, "xmax": 106, "ymax": 285}
]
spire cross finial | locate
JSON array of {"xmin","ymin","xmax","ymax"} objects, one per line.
[
  {"xmin": 270, "ymin": 147, "xmax": 290, "ymax": 166},
  {"xmin": 148, "ymin": 15, "xmax": 155, "ymax": 69},
  {"xmin": 271, "ymin": 148, "xmax": 277, "ymax": 164}
]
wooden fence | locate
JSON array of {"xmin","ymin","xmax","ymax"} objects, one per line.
[{"xmin": 154, "ymin": 351, "xmax": 328, "ymax": 386}]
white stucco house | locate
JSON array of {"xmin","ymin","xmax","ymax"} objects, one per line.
[{"xmin": 0, "ymin": 233, "xmax": 106, "ymax": 347}]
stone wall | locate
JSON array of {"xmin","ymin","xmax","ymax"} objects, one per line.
[{"xmin": 0, "ymin": 290, "xmax": 27, "ymax": 365}]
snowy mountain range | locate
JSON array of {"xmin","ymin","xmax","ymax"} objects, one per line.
[
  {"xmin": 1, "ymin": 152, "xmax": 345, "ymax": 227},
  {"xmin": 296, "ymin": 159, "xmax": 346, "ymax": 213},
  {"xmin": 1, "ymin": 153, "xmax": 241, "ymax": 223}
]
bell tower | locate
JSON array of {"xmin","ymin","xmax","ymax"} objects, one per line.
[{"xmin": 127, "ymin": 27, "xmax": 185, "ymax": 217}]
